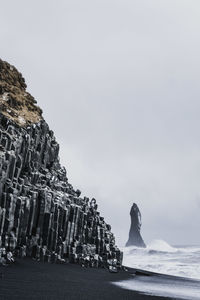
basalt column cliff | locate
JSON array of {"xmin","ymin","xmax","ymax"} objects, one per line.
[{"xmin": 0, "ymin": 59, "xmax": 122, "ymax": 267}]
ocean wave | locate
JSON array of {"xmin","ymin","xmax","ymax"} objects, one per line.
[
  {"xmin": 147, "ymin": 239, "xmax": 178, "ymax": 253},
  {"xmin": 121, "ymin": 240, "xmax": 200, "ymax": 280}
]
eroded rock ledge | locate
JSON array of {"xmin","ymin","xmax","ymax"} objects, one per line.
[{"xmin": 0, "ymin": 60, "xmax": 122, "ymax": 268}]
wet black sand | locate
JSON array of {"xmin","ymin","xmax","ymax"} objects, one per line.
[{"xmin": 0, "ymin": 259, "xmax": 174, "ymax": 300}]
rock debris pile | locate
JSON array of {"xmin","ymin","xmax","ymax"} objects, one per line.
[{"xmin": 0, "ymin": 60, "xmax": 122, "ymax": 268}]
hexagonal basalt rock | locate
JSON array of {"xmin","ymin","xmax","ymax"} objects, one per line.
[{"xmin": 0, "ymin": 59, "xmax": 122, "ymax": 268}]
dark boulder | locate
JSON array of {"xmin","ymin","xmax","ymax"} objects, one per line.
[{"xmin": 126, "ymin": 203, "xmax": 146, "ymax": 248}]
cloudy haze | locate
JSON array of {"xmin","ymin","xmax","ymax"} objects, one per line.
[{"xmin": 1, "ymin": 0, "xmax": 200, "ymax": 246}]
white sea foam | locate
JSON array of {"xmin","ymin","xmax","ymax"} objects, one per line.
[
  {"xmin": 120, "ymin": 240, "xmax": 200, "ymax": 280},
  {"xmin": 114, "ymin": 240, "xmax": 200, "ymax": 299},
  {"xmin": 147, "ymin": 239, "xmax": 178, "ymax": 253},
  {"xmin": 113, "ymin": 276, "xmax": 200, "ymax": 300}
]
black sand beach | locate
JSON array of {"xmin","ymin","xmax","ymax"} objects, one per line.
[{"xmin": 0, "ymin": 259, "xmax": 174, "ymax": 300}]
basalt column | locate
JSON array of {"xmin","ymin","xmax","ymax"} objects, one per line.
[{"xmin": 0, "ymin": 59, "xmax": 123, "ymax": 267}]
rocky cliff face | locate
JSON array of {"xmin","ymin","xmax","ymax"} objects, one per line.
[
  {"xmin": 0, "ymin": 59, "xmax": 122, "ymax": 267},
  {"xmin": 126, "ymin": 203, "xmax": 146, "ymax": 248}
]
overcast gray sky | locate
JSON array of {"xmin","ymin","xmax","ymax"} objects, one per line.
[{"xmin": 1, "ymin": 0, "xmax": 200, "ymax": 246}]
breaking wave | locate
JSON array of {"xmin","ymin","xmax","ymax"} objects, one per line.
[{"xmin": 147, "ymin": 239, "xmax": 178, "ymax": 253}]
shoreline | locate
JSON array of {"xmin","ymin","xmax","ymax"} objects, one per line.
[
  {"xmin": 0, "ymin": 258, "xmax": 176, "ymax": 300},
  {"xmin": 115, "ymin": 266, "xmax": 200, "ymax": 300}
]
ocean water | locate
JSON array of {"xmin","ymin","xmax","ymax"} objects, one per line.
[
  {"xmin": 113, "ymin": 240, "xmax": 200, "ymax": 299},
  {"xmin": 113, "ymin": 276, "xmax": 200, "ymax": 300},
  {"xmin": 121, "ymin": 239, "xmax": 200, "ymax": 280}
]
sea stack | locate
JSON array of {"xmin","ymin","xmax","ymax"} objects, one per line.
[
  {"xmin": 126, "ymin": 203, "xmax": 146, "ymax": 248},
  {"xmin": 0, "ymin": 59, "xmax": 122, "ymax": 267}
]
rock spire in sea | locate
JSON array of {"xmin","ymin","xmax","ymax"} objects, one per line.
[
  {"xmin": 0, "ymin": 59, "xmax": 122, "ymax": 267},
  {"xmin": 126, "ymin": 203, "xmax": 146, "ymax": 248}
]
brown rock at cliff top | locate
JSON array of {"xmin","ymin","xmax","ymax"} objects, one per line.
[{"xmin": 0, "ymin": 59, "xmax": 43, "ymax": 126}]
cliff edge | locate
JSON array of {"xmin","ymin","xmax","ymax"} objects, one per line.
[{"xmin": 0, "ymin": 59, "xmax": 122, "ymax": 268}]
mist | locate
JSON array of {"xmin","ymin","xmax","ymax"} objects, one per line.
[{"xmin": 1, "ymin": 0, "xmax": 200, "ymax": 246}]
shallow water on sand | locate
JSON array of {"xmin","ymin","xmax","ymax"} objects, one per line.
[{"xmin": 113, "ymin": 275, "xmax": 200, "ymax": 300}]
